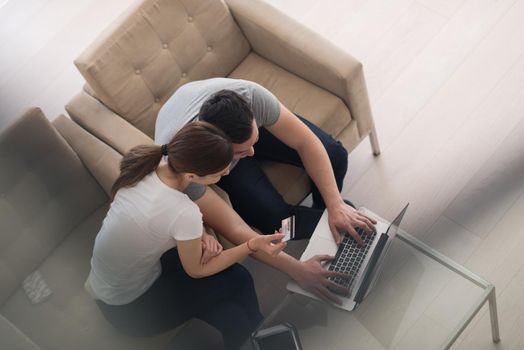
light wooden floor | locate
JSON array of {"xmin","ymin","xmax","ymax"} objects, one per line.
[
  {"xmin": 263, "ymin": 1, "xmax": 524, "ymax": 348},
  {"xmin": 2, "ymin": 0, "xmax": 524, "ymax": 349}
]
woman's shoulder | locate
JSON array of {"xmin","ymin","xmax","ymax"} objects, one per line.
[{"xmin": 114, "ymin": 172, "xmax": 190, "ymax": 208}]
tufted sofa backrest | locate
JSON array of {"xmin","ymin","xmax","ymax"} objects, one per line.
[
  {"xmin": 75, "ymin": 0, "xmax": 251, "ymax": 138},
  {"xmin": 0, "ymin": 108, "xmax": 107, "ymax": 306}
]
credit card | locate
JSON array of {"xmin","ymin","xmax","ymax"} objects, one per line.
[{"xmin": 281, "ymin": 216, "xmax": 295, "ymax": 242}]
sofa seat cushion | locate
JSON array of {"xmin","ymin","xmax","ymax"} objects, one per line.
[
  {"xmin": 229, "ymin": 53, "xmax": 356, "ymax": 205},
  {"xmin": 1, "ymin": 206, "xmax": 180, "ymax": 350},
  {"xmin": 229, "ymin": 52, "xmax": 353, "ymax": 138}
]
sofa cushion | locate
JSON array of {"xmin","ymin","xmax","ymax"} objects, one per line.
[
  {"xmin": 228, "ymin": 53, "xmax": 359, "ymax": 204},
  {"xmin": 75, "ymin": 0, "xmax": 251, "ymax": 138},
  {"xmin": 0, "ymin": 109, "xmax": 108, "ymax": 306},
  {"xmin": 1, "ymin": 206, "xmax": 179, "ymax": 350},
  {"xmin": 229, "ymin": 53, "xmax": 354, "ymax": 139},
  {"xmin": 52, "ymin": 115, "xmax": 123, "ymax": 197}
]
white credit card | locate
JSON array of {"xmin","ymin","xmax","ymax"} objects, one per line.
[{"xmin": 281, "ymin": 216, "xmax": 295, "ymax": 241}]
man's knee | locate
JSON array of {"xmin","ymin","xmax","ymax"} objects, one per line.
[
  {"xmin": 326, "ymin": 139, "xmax": 348, "ymax": 175},
  {"xmin": 251, "ymin": 203, "xmax": 293, "ymax": 233}
]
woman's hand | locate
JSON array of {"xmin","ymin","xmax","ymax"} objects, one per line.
[
  {"xmin": 200, "ymin": 232, "xmax": 223, "ymax": 265},
  {"xmin": 249, "ymin": 232, "xmax": 286, "ymax": 256}
]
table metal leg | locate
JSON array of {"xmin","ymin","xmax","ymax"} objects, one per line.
[
  {"xmin": 488, "ymin": 287, "xmax": 501, "ymax": 343},
  {"xmin": 397, "ymin": 230, "xmax": 501, "ymax": 348}
]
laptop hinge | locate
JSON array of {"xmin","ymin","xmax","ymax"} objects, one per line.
[{"xmin": 354, "ymin": 233, "xmax": 389, "ymax": 303}]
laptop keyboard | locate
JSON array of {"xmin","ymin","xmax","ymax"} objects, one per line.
[{"xmin": 327, "ymin": 228, "xmax": 377, "ymax": 296}]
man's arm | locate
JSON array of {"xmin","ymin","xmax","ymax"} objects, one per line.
[
  {"xmin": 266, "ymin": 103, "xmax": 376, "ymax": 244},
  {"xmin": 195, "ymin": 187, "xmax": 349, "ymax": 304}
]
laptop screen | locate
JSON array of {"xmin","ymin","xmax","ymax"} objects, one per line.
[
  {"xmin": 385, "ymin": 203, "xmax": 410, "ymax": 240},
  {"xmin": 355, "ymin": 203, "xmax": 409, "ymax": 303}
]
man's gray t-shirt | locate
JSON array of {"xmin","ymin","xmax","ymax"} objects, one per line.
[{"xmin": 155, "ymin": 78, "xmax": 281, "ymax": 200}]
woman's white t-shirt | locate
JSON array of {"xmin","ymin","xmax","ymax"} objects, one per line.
[{"xmin": 88, "ymin": 171, "xmax": 203, "ymax": 305}]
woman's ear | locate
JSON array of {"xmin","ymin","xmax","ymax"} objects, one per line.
[{"xmin": 183, "ymin": 173, "xmax": 196, "ymax": 182}]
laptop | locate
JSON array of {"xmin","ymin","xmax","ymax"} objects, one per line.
[{"xmin": 286, "ymin": 204, "xmax": 409, "ymax": 311}]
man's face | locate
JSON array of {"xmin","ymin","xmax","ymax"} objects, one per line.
[{"xmin": 232, "ymin": 120, "xmax": 259, "ymax": 160}]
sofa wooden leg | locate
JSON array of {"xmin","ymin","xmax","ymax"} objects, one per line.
[{"xmin": 369, "ymin": 127, "xmax": 381, "ymax": 156}]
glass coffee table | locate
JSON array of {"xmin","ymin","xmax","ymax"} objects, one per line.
[{"xmin": 247, "ymin": 229, "xmax": 500, "ymax": 350}]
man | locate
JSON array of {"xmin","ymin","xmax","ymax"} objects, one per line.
[{"xmin": 156, "ymin": 78, "xmax": 376, "ymax": 304}]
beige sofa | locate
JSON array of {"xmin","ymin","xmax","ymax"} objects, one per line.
[
  {"xmin": 0, "ymin": 108, "xmax": 184, "ymax": 350},
  {"xmin": 66, "ymin": 0, "xmax": 380, "ymax": 206},
  {"xmin": 0, "ymin": 1, "xmax": 380, "ymax": 347}
]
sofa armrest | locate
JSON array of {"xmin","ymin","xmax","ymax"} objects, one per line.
[
  {"xmin": 53, "ymin": 115, "xmax": 122, "ymax": 197},
  {"xmin": 0, "ymin": 315, "xmax": 42, "ymax": 350},
  {"xmin": 225, "ymin": 0, "xmax": 374, "ymax": 137},
  {"xmin": 66, "ymin": 89, "xmax": 153, "ymax": 155}
]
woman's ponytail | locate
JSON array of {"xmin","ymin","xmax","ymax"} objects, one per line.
[
  {"xmin": 111, "ymin": 144, "xmax": 163, "ymax": 197},
  {"xmin": 111, "ymin": 121, "xmax": 233, "ymax": 198}
]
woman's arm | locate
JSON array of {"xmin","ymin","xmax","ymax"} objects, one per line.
[{"xmin": 177, "ymin": 233, "xmax": 285, "ymax": 278}]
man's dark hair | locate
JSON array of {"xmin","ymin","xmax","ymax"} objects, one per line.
[{"xmin": 198, "ymin": 90, "xmax": 254, "ymax": 143}]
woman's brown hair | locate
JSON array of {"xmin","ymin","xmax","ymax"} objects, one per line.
[{"xmin": 111, "ymin": 121, "xmax": 233, "ymax": 196}]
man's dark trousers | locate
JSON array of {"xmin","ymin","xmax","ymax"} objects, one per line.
[{"xmin": 217, "ymin": 115, "xmax": 349, "ymax": 236}]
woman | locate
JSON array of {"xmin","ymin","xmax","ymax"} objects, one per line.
[{"xmin": 87, "ymin": 121, "xmax": 285, "ymax": 349}]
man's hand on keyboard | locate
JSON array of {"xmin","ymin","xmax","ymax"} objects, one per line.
[
  {"xmin": 327, "ymin": 201, "xmax": 377, "ymax": 246},
  {"xmin": 292, "ymin": 254, "xmax": 351, "ymax": 305}
]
